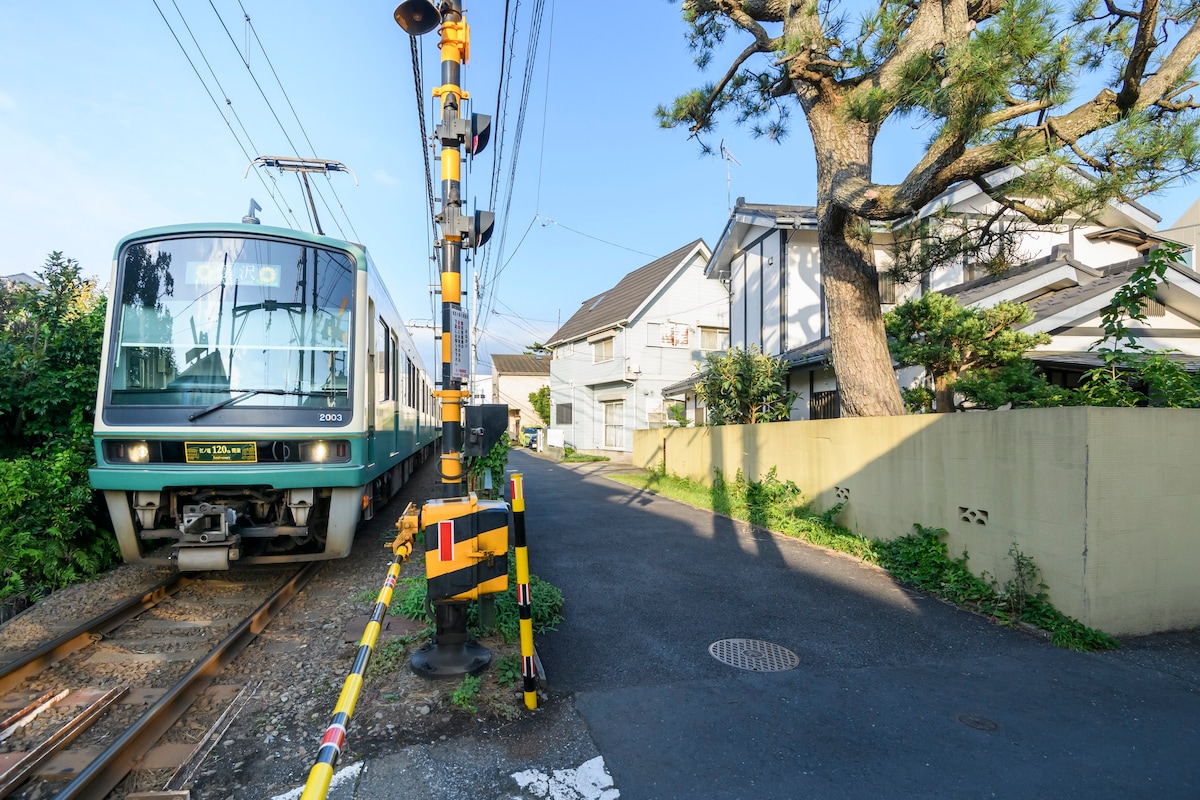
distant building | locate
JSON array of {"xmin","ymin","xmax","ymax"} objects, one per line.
[
  {"xmin": 545, "ymin": 239, "xmax": 728, "ymax": 454},
  {"xmin": 490, "ymin": 353, "xmax": 550, "ymax": 439},
  {"xmin": 1, "ymin": 273, "xmax": 45, "ymax": 291}
]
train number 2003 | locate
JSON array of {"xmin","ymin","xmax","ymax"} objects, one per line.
[{"xmin": 318, "ymin": 413, "xmax": 344, "ymax": 422}]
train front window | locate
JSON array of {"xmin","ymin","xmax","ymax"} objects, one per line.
[{"xmin": 109, "ymin": 236, "xmax": 355, "ymax": 409}]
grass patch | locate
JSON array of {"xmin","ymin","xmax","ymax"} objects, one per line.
[
  {"xmin": 388, "ymin": 553, "xmax": 565, "ymax": 643},
  {"xmin": 609, "ymin": 467, "xmax": 1117, "ymax": 652},
  {"xmin": 562, "ymin": 447, "xmax": 609, "ymax": 463}
]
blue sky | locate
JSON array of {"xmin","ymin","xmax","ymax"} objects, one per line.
[{"xmin": 2, "ymin": 1, "xmax": 1197, "ymax": 374}]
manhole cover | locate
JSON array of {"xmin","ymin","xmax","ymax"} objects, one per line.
[
  {"xmin": 708, "ymin": 638, "xmax": 799, "ymax": 672},
  {"xmin": 957, "ymin": 714, "xmax": 999, "ymax": 731}
]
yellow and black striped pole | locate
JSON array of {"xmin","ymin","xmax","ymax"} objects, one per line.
[
  {"xmin": 432, "ymin": 0, "xmax": 469, "ymax": 499},
  {"xmin": 300, "ymin": 509, "xmax": 416, "ymax": 799},
  {"xmin": 510, "ymin": 472, "xmax": 537, "ymax": 709}
]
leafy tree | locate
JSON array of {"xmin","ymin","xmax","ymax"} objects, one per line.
[
  {"xmin": 0, "ymin": 252, "xmax": 106, "ymax": 456},
  {"xmin": 694, "ymin": 345, "xmax": 797, "ymax": 424},
  {"xmin": 885, "ymin": 293, "xmax": 1050, "ymax": 412},
  {"xmin": 659, "ymin": 0, "xmax": 1200, "ymax": 418},
  {"xmin": 0, "ymin": 252, "xmax": 117, "ymax": 605},
  {"xmin": 953, "ymin": 359, "xmax": 1073, "ymax": 409},
  {"xmin": 528, "ymin": 385, "xmax": 551, "ymax": 425},
  {"xmin": 524, "ymin": 342, "xmax": 551, "ymax": 355},
  {"xmin": 1073, "ymin": 242, "xmax": 1200, "ymax": 407},
  {"xmin": 955, "ymin": 244, "xmax": 1200, "ymax": 408}
]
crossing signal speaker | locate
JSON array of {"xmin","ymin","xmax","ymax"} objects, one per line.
[{"xmin": 394, "ymin": 0, "xmax": 441, "ymax": 36}]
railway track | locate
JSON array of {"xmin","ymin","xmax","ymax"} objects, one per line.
[{"xmin": 0, "ymin": 563, "xmax": 322, "ymax": 799}]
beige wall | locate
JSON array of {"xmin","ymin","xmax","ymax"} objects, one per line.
[{"xmin": 634, "ymin": 408, "xmax": 1200, "ymax": 636}]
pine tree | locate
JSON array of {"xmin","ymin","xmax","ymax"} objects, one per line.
[{"xmin": 659, "ymin": 0, "xmax": 1200, "ymax": 417}]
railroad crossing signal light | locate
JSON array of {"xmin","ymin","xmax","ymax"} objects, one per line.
[
  {"xmin": 443, "ymin": 207, "xmax": 495, "ymax": 248},
  {"xmin": 437, "ymin": 113, "xmax": 492, "ymax": 157},
  {"xmin": 468, "ymin": 113, "xmax": 491, "ymax": 156}
]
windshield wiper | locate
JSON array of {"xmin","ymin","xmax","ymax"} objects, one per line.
[{"xmin": 188, "ymin": 389, "xmax": 293, "ymax": 422}]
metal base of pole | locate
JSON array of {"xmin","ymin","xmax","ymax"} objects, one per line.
[{"xmin": 411, "ymin": 601, "xmax": 492, "ymax": 678}]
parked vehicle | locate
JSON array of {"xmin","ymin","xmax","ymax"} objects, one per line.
[{"xmin": 520, "ymin": 427, "xmax": 539, "ymax": 448}]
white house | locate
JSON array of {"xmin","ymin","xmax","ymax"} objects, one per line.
[
  {"xmin": 490, "ymin": 353, "xmax": 550, "ymax": 438},
  {"xmin": 675, "ymin": 175, "xmax": 1199, "ymax": 418},
  {"xmin": 545, "ymin": 239, "xmax": 728, "ymax": 454}
]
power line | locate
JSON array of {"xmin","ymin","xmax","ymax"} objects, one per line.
[
  {"xmin": 152, "ymin": 0, "xmax": 299, "ymax": 227},
  {"xmin": 236, "ymin": 1, "xmax": 361, "ymax": 242},
  {"xmin": 206, "ymin": 0, "xmax": 349, "ymax": 239},
  {"xmin": 537, "ymin": 216, "xmax": 658, "ymax": 258}
]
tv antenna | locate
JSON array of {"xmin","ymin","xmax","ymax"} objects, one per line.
[{"xmin": 720, "ymin": 141, "xmax": 742, "ymax": 215}]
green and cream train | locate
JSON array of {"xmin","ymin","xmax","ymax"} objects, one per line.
[{"xmin": 89, "ymin": 222, "xmax": 439, "ymax": 571}]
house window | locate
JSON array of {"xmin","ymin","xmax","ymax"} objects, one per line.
[
  {"xmin": 556, "ymin": 403, "xmax": 573, "ymax": 424},
  {"xmin": 878, "ymin": 272, "xmax": 898, "ymax": 305},
  {"xmin": 593, "ymin": 337, "xmax": 614, "ymax": 363},
  {"xmin": 603, "ymin": 400, "xmax": 624, "ymax": 448},
  {"xmin": 701, "ymin": 327, "xmax": 729, "ymax": 351},
  {"xmin": 810, "ymin": 390, "xmax": 840, "ymax": 420},
  {"xmin": 659, "ymin": 324, "xmax": 689, "ymax": 347}
]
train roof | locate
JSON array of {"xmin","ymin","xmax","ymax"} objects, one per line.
[{"xmin": 114, "ymin": 222, "xmax": 370, "ymax": 265}]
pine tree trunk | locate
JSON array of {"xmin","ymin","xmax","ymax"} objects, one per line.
[
  {"xmin": 934, "ymin": 372, "xmax": 956, "ymax": 413},
  {"xmin": 809, "ymin": 111, "xmax": 906, "ymax": 418}
]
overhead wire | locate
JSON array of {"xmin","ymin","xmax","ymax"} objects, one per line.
[
  {"xmin": 478, "ymin": 0, "xmax": 549, "ymax": 335},
  {"xmin": 236, "ymin": 1, "xmax": 362, "ymax": 242},
  {"xmin": 408, "ymin": 34, "xmax": 441, "ymax": 331},
  {"xmin": 153, "ymin": 0, "xmax": 299, "ymax": 227},
  {"xmin": 206, "ymin": 0, "xmax": 348, "ymax": 239}
]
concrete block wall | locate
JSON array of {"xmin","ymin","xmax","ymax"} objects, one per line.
[{"xmin": 634, "ymin": 408, "xmax": 1200, "ymax": 636}]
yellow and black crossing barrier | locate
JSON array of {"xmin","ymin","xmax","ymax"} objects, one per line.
[
  {"xmin": 299, "ymin": 506, "xmax": 418, "ymax": 800},
  {"xmin": 510, "ymin": 472, "xmax": 538, "ymax": 710},
  {"xmin": 411, "ymin": 492, "xmax": 509, "ymax": 676}
]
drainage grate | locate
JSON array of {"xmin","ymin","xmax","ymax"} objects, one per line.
[{"xmin": 708, "ymin": 638, "xmax": 799, "ymax": 672}]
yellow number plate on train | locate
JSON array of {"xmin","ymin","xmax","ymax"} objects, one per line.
[{"xmin": 185, "ymin": 442, "xmax": 258, "ymax": 463}]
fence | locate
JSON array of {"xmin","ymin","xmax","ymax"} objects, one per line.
[{"xmin": 634, "ymin": 407, "xmax": 1200, "ymax": 636}]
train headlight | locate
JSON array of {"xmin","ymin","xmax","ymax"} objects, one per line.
[
  {"xmin": 298, "ymin": 440, "xmax": 349, "ymax": 463},
  {"xmin": 108, "ymin": 440, "xmax": 155, "ymax": 464}
]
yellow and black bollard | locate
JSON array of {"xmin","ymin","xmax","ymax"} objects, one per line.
[
  {"xmin": 509, "ymin": 472, "xmax": 538, "ymax": 709},
  {"xmin": 299, "ymin": 506, "xmax": 418, "ymax": 799}
]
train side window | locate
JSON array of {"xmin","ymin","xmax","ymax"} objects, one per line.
[
  {"xmin": 378, "ymin": 318, "xmax": 390, "ymax": 402},
  {"xmin": 391, "ymin": 333, "xmax": 399, "ymax": 404}
]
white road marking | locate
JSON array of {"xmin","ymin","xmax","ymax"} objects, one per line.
[
  {"xmin": 511, "ymin": 755, "xmax": 620, "ymax": 799},
  {"xmin": 270, "ymin": 761, "xmax": 364, "ymax": 800}
]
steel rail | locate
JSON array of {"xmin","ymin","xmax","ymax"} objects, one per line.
[
  {"xmin": 52, "ymin": 562, "xmax": 323, "ymax": 800},
  {"xmin": 0, "ymin": 686, "xmax": 127, "ymax": 799},
  {"xmin": 0, "ymin": 573, "xmax": 192, "ymax": 695}
]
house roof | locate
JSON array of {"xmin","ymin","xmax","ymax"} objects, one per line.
[
  {"xmin": 941, "ymin": 248, "xmax": 1103, "ymax": 307},
  {"xmin": 1, "ymin": 273, "xmax": 44, "ymax": 289},
  {"xmin": 708, "ymin": 201, "xmax": 818, "ymax": 280},
  {"xmin": 546, "ymin": 239, "xmax": 708, "ymax": 346},
  {"xmin": 491, "ymin": 353, "xmax": 551, "ymax": 376}
]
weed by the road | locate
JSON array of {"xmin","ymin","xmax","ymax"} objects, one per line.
[{"xmin": 450, "ymin": 674, "xmax": 481, "ymax": 713}]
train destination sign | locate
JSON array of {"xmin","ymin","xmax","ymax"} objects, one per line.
[{"xmin": 185, "ymin": 442, "xmax": 258, "ymax": 463}]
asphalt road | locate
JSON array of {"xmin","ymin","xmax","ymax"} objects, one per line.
[{"xmin": 310, "ymin": 448, "xmax": 1200, "ymax": 800}]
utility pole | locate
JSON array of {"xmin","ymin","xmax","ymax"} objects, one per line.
[
  {"xmin": 395, "ymin": 0, "xmax": 500, "ymax": 680},
  {"xmin": 396, "ymin": 0, "xmax": 493, "ymax": 498}
]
